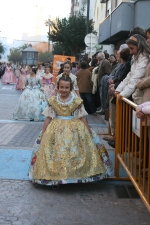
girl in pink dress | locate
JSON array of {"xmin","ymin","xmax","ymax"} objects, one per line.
[
  {"xmin": 41, "ymin": 67, "xmax": 55, "ymax": 99},
  {"xmin": 16, "ymin": 64, "xmax": 27, "ymax": 90},
  {"xmin": 26, "ymin": 66, "xmax": 31, "ymax": 75},
  {"xmin": 1, "ymin": 63, "xmax": 16, "ymax": 84}
]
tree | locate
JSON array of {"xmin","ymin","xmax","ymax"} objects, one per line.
[
  {"xmin": 7, "ymin": 43, "xmax": 29, "ymax": 63},
  {"xmin": 52, "ymin": 43, "xmax": 71, "ymax": 56},
  {"xmin": 48, "ymin": 11, "xmax": 96, "ymax": 57},
  {"xmin": 17, "ymin": 43, "xmax": 29, "ymax": 51},
  {"xmin": 7, "ymin": 48, "xmax": 22, "ymax": 63},
  {"xmin": 38, "ymin": 51, "xmax": 53, "ymax": 63},
  {"xmin": 0, "ymin": 42, "xmax": 5, "ymax": 59}
]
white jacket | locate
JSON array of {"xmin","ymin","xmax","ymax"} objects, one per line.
[
  {"xmin": 91, "ymin": 66, "xmax": 98, "ymax": 94},
  {"xmin": 116, "ymin": 54, "xmax": 148, "ymax": 98}
]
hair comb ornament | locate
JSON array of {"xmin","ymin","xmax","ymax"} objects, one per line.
[{"xmin": 129, "ymin": 36, "xmax": 138, "ymax": 42}]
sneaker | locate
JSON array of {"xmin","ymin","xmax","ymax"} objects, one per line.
[
  {"xmin": 99, "ymin": 110, "xmax": 105, "ymax": 115},
  {"xmin": 96, "ymin": 107, "xmax": 101, "ymax": 111},
  {"xmin": 96, "ymin": 109, "xmax": 102, "ymax": 113},
  {"xmin": 92, "ymin": 112, "xmax": 99, "ymax": 118},
  {"xmin": 96, "ymin": 107, "xmax": 101, "ymax": 112},
  {"xmin": 108, "ymin": 141, "xmax": 115, "ymax": 148},
  {"xmin": 103, "ymin": 135, "xmax": 115, "ymax": 141}
]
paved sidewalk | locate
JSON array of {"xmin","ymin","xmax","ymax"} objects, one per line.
[
  {"xmin": 0, "ymin": 81, "xmax": 150, "ymax": 224},
  {"xmin": 0, "ymin": 180, "xmax": 149, "ymax": 225},
  {"xmin": 0, "ymin": 123, "xmax": 42, "ymax": 148},
  {"xmin": 0, "ymin": 115, "xmax": 109, "ymax": 149}
]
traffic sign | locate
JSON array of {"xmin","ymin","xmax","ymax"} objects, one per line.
[
  {"xmin": 84, "ymin": 33, "xmax": 98, "ymax": 48},
  {"xmin": 84, "ymin": 33, "xmax": 98, "ymax": 57},
  {"xmin": 85, "ymin": 47, "xmax": 96, "ymax": 54}
]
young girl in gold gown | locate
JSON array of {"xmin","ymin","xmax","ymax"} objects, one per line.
[{"xmin": 29, "ymin": 74, "xmax": 113, "ymax": 186}]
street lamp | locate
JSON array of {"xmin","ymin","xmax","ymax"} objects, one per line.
[
  {"xmin": 45, "ymin": 17, "xmax": 53, "ymax": 63},
  {"xmin": 86, "ymin": 0, "xmax": 90, "ymax": 35}
]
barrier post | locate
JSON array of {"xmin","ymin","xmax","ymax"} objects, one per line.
[
  {"xmin": 114, "ymin": 95, "xmax": 122, "ymax": 177},
  {"xmin": 114, "ymin": 96, "xmax": 150, "ymax": 212}
]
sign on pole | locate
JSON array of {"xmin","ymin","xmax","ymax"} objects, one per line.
[{"xmin": 84, "ymin": 33, "xmax": 98, "ymax": 58}]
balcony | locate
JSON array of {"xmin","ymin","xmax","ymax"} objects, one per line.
[
  {"xmin": 100, "ymin": 0, "xmax": 107, "ymax": 3},
  {"xmin": 99, "ymin": 2, "xmax": 134, "ymax": 44},
  {"xmin": 99, "ymin": 0, "xmax": 150, "ymax": 44}
]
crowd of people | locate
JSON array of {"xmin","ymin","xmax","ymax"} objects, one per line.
[
  {"xmin": 66, "ymin": 26, "xmax": 150, "ymax": 151},
  {"xmin": 103, "ymin": 26, "xmax": 150, "ymax": 149},
  {"xmin": 0, "ymin": 58, "xmax": 114, "ymax": 187},
  {"xmin": 0, "ymin": 62, "xmax": 55, "ymax": 121},
  {"xmin": 0, "ymin": 25, "xmax": 150, "ymax": 187}
]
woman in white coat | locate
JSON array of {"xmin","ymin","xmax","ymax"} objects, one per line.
[{"xmin": 115, "ymin": 34, "xmax": 150, "ymax": 104}]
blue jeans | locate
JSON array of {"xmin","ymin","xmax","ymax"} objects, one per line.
[
  {"xmin": 80, "ymin": 93, "xmax": 96, "ymax": 114},
  {"xmin": 99, "ymin": 75, "xmax": 109, "ymax": 111}
]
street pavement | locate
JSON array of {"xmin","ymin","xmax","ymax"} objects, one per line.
[{"xmin": 0, "ymin": 81, "xmax": 150, "ymax": 225}]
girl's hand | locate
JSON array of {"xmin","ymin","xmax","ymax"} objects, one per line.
[
  {"xmin": 118, "ymin": 94, "xmax": 122, "ymax": 100},
  {"xmin": 53, "ymin": 89, "xmax": 58, "ymax": 96},
  {"xmin": 51, "ymin": 82, "xmax": 55, "ymax": 85},
  {"xmin": 109, "ymin": 84, "xmax": 114, "ymax": 89},
  {"xmin": 109, "ymin": 87, "xmax": 115, "ymax": 96},
  {"xmin": 136, "ymin": 105, "xmax": 142, "ymax": 113},
  {"xmin": 136, "ymin": 111, "xmax": 145, "ymax": 121},
  {"xmin": 114, "ymin": 91, "xmax": 120, "ymax": 97},
  {"xmin": 136, "ymin": 106, "xmax": 145, "ymax": 121},
  {"xmin": 108, "ymin": 79, "xmax": 114, "ymax": 84}
]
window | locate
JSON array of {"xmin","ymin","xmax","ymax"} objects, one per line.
[
  {"xmin": 106, "ymin": 0, "xmax": 111, "ymax": 16},
  {"xmin": 116, "ymin": 0, "xmax": 122, "ymax": 7},
  {"xmin": 27, "ymin": 52, "xmax": 33, "ymax": 59},
  {"xmin": 22, "ymin": 52, "xmax": 26, "ymax": 59}
]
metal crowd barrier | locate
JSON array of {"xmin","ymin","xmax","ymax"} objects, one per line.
[{"xmin": 115, "ymin": 95, "xmax": 150, "ymax": 212}]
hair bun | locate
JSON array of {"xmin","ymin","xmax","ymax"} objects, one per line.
[{"xmin": 62, "ymin": 72, "xmax": 69, "ymax": 77}]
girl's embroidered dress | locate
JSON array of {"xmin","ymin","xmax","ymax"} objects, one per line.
[
  {"xmin": 1, "ymin": 66, "xmax": 16, "ymax": 84},
  {"xmin": 41, "ymin": 73, "xmax": 55, "ymax": 99},
  {"xmin": 29, "ymin": 93, "xmax": 113, "ymax": 185},
  {"xmin": 16, "ymin": 68, "xmax": 27, "ymax": 90},
  {"xmin": 14, "ymin": 65, "xmax": 21, "ymax": 78},
  {"xmin": 36, "ymin": 69, "xmax": 44, "ymax": 78},
  {"xmin": 13, "ymin": 75, "xmax": 47, "ymax": 121}
]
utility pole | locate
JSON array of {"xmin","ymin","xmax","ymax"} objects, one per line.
[
  {"xmin": 86, "ymin": 0, "xmax": 90, "ymax": 35},
  {"xmin": 45, "ymin": 16, "xmax": 52, "ymax": 63},
  {"xmin": 48, "ymin": 24, "xmax": 50, "ymax": 63}
]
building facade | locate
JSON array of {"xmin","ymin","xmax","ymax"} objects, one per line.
[
  {"xmin": 71, "ymin": 0, "xmax": 80, "ymax": 16},
  {"xmin": 98, "ymin": 0, "xmax": 150, "ymax": 48},
  {"xmin": 93, "ymin": 0, "xmax": 114, "ymax": 54},
  {"xmin": 70, "ymin": 0, "xmax": 96, "ymax": 19},
  {"xmin": 70, "ymin": 0, "xmax": 114, "ymax": 55}
]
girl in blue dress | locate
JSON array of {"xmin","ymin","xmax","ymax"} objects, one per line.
[{"xmin": 13, "ymin": 67, "xmax": 47, "ymax": 121}]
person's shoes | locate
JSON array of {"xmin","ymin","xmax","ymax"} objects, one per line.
[
  {"xmin": 52, "ymin": 184, "xmax": 59, "ymax": 190},
  {"xmin": 103, "ymin": 135, "xmax": 115, "ymax": 141},
  {"xmin": 108, "ymin": 141, "xmax": 115, "ymax": 148},
  {"xmin": 92, "ymin": 112, "xmax": 99, "ymax": 118},
  {"xmin": 99, "ymin": 110, "xmax": 105, "ymax": 115},
  {"xmin": 96, "ymin": 107, "xmax": 101, "ymax": 111},
  {"xmin": 30, "ymin": 119, "xmax": 34, "ymax": 121},
  {"xmin": 96, "ymin": 107, "xmax": 101, "ymax": 113},
  {"xmin": 96, "ymin": 109, "xmax": 101, "ymax": 113}
]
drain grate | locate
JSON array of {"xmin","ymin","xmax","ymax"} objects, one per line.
[
  {"xmin": 114, "ymin": 185, "xmax": 140, "ymax": 199},
  {"xmin": 127, "ymin": 185, "xmax": 140, "ymax": 199},
  {"xmin": 114, "ymin": 185, "xmax": 130, "ymax": 198}
]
